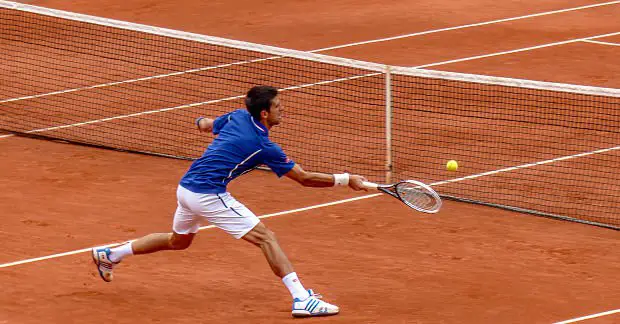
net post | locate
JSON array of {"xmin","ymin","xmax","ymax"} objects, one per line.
[{"xmin": 385, "ymin": 65, "xmax": 393, "ymax": 183}]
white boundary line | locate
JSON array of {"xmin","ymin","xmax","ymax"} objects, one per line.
[
  {"xmin": 1, "ymin": 0, "xmax": 619, "ymax": 107},
  {"xmin": 311, "ymin": 1, "xmax": 620, "ymax": 52},
  {"xmin": 3, "ymin": 29, "xmax": 617, "ymax": 110},
  {"xmin": 0, "ymin": 194, "xmax": 382, "ymax": 268},
  {"xmin": 4, "ymin": 72, "xmax": 380, "ymax": 135},
  {"xmin": 2, "ymin": 143, "xmax": 619, "ymax": 269},
  {"xmin": 581, "ymin": 39, "xmax": 620, "ymax": 46},
  {"xmin": 414, "ymin": 32, "xmax": 620, "ymax": 69},
  {"xmin": 0, "ymin": 56, "xmax": 283, "ymax": 104},
  {"xmin": 0, "ymin": 2, "xmax": 617, "ymax": 320},
  {"xmin": 431, "ymin": 145, "xmax": 620, "ymax": 186},
  {"xmin": 2, "ymin": 0, "xmax": 618, "ymax": 55},
  {"xmin": 553, "ymin": 309, "xmax": 620, "ymax": 323},
  {"xmin": 2, "ymin": 29, "xmax": 617, "ymax": 139}
]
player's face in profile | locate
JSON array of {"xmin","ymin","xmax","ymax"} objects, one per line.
[{"xmin": 267, "ymin": 96, "xmax": 283, "ymax": 126}]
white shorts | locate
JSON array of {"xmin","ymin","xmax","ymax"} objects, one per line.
[{"xmin": 173, "ymin": 185, "xmax": 260, "ymax": 239}]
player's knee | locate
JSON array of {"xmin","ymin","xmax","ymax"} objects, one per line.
[
  {"xmin": 170, "ymin": 239, "xmax": 191, "ymax": 250},
  {"xmin": 243, "ymin": 223, "xmax": 278, "ymax": 247},
  {"xmin": 263, "ymin": 229, "xmax": 278, "ymax": 244},
  {"xmin": 255, "ymin": 228, "xmax": 277, "ymax": 246},
  {"xmin": 169, "ymin": 235, "xmax": 192, "ymax": 250}
]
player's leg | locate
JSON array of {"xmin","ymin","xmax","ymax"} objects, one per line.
[
  {"xmin": 109, "ymin": 231, "xmax": 195, "ymax": 263},
  {"xmin": 119, "ymin": 201, "xmax": 199, "ymax": 257},
  {"xmin": 91, "ymin": 186, "xmax": 201, "ymax": 282},
  {"xmin": 91, "ymin": 231, "xmax": 195, "ymax": 282},
  {"xmin": 241, "ymin": 222, "xmax": 339, "ymax": 317},
  {"xmin": 241, "ymin": 222, "xmax": 293, "ymax": 277},
  {"xmin": 131, "ymin": 232, "xmax": 195, "ymax": 254},
  {"xmin": 202, "ymin": 193, "xmax": 296, "ymax": 281}
]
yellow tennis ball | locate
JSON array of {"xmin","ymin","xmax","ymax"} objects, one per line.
[{"xmin": 446, "ymin": 160, "xmax": 458, "ymax": 171}]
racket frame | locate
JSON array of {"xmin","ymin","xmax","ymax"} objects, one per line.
[{"xmin": 362, "ymin": 180, "xmax": 442, "ymax": 213}]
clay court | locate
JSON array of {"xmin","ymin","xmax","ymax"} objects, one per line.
[{"xmin": 1, "ymin": 1, "xmax": 619, "ymax": 323}]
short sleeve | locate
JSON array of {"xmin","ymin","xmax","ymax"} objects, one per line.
[
  {"xmin": 212, "ymin": 111, "xmax": 235, "ymax": 135},
  {"xmin": 262, "ymin": 145, "xmax": 295, "ymax": 177}
]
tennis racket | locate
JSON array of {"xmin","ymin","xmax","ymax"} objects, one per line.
[{"xmin": 362, "ymin": 180, "xmax": 442, "ymax": 213}]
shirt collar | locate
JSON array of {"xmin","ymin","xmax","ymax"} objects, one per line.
[{"xmin": 250, "ymin": 115, "xmax": 268, "ymax": 135}]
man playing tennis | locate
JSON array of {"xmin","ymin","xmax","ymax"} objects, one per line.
[{"xmin": 91, "ymin": 85, "xmax": 368, "ymax": 318}]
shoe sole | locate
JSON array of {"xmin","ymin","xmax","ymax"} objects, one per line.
[{"xmin": 292, "ymin": 310, "xmax": 339, "ymax": 318}]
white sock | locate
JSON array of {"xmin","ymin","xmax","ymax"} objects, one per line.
[
  {"xmin": 109, "ymin": 242, "xmax": 134, "ymax": 263},
  {"xmin": 282, "ymin": 272, "xmax": 310, "ymax": 300}
]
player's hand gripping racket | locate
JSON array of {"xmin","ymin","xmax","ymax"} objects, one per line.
[{"xmin": 362, "ymin": 180, "xmax": 442, "ymax": 213}]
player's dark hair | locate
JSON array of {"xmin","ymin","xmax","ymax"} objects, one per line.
[{"xmin": 245, "ymin": 85, "xmax": 278, "ymax": 120}]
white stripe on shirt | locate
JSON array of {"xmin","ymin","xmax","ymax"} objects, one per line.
[
  {"xmin": 223, "ymin": 149, "xmax": 262, "ymax": 182},
  {"xmin": 251, "ymin": 118, "xmax": 266, "ymax": 132}
]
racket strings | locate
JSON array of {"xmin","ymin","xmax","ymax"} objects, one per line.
[
  {"xmin": 402, "ymin": 189, "xmax": 433, "ymax": 207},
  {"xmin": 397, "ymin": 183, "xmax": 441, "ymax": 211}
]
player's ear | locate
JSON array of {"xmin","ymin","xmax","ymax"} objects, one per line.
[{"xmin": 260, "ymin": 109, "xmax": 269, "ymax": 119}]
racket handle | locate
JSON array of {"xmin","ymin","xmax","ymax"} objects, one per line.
[{"xmin": 362, "ymin": 181, "xmax": 379, "ymax": 189}]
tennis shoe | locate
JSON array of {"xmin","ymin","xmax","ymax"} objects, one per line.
[
  {"xmin": 291, "ymin": 289, "xmax": 339, "ymax": 318},
  {"xmin": 91, "ymin": 247, "xmax": 119, "ymax": 282}
]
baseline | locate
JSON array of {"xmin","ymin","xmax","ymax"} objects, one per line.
[
  {"xmin": 1, "ymin": 142, "xmax": 618, "ymax": 268},
  {"xmin": 553, "ymin": 309, "xmax": 620, "ymax": 324}
]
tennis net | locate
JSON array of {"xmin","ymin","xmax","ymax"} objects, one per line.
[{"xmin": 1, "ymin": 0, "xmax": 619, "ymax": 229}]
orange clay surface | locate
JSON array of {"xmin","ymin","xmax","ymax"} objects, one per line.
[{"xmin": 1, "ymin": 1, "xmax": 619, "ymax": 323}]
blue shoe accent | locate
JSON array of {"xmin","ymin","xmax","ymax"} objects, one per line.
[
  {"xmin": 292, "ymin": 289, "xmax": 314, "ymax": 303},
  {"xmin": 99, "ymin": 248, "xmax": 111, "ymax": 257},
  {"xmin": 308, "ymin": 300, "xmax": 320, "ymax": 313},
  {"xmin": 91, "ymin": 247, "xmax": 117, "ymax": 282},
  {"xmin": 291, "ymin": 289, "xmax": 339, "ymax": 317}
]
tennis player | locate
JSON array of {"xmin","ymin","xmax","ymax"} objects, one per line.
[{"xmin": 92, "ymin": 85, "xmax": 368, "ymax": 318}]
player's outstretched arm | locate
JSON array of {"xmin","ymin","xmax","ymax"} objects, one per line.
[
  {"xmin": 284, "ymin": 164, "xmax": 368, "ymax": 191},
  {"xmin": 195, "ymin": 117, "xmax": 214, "ymax": 133}
]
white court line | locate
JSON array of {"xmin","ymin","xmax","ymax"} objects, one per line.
[
  {"xmin": 415, "ymin": 31, "xmax": 620, "ymax": 68},
  {"xmin": 1, "ymin": 4, "xmax": 617, "ymax": 320},
  {"xmin": 2, "ymin": 1, "xmax": 618, "ymax": 105},
  {"xmin": 0, "ymin": 194, "xmax": 381, "ymax": 268},
  {"xmin": 581, "ymin": 39, "xmax": 620, "ymax": 46},
  {"xmin": 1, "ymin": 2, "xmax": 618, "ymax": 266},
  {"xmin": 553, "ymin": 309, "xmax": 620, "ymax": 323},
  {"xmin": 2, "ymin": 143, "xmax": 619, "ymax": 269},
  {"xmin": 0, "ymin": 134, "xmax": 15, "ymax": 139},
  {"xmin": 3, "ymin": 29, "xmax": 618, "ymax": 137},
  {"xmin": 431, "ymin": 145, "xmax": 620, "ymax": 186},
  {"xmin": 19, "ymin": 94, "xmax": 240, "ymax": 134},
  {"xmin": 6, "ymin": 73, "xmax": 379, "ymax": 135},
  {"xmin": 312, "ymin": 1, "xmax": 620, "ymax": 52},
  {"xmin": 0, "ymin": 56, "xmax": 282, "ymax": 104}
]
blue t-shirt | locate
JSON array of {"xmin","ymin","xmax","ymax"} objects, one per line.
[{"xmin": 179, "ymin": 109, "xmax": 295, "ymax": 194}]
